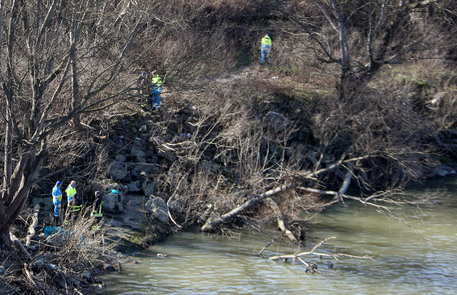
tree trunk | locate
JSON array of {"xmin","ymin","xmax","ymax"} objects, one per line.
[
  {"xmin": 70, "ymin": 31, "xmax": 83, "ymax": 131},
  {"xmin": 201, "ymin": 184, "xmax": 293, "ymax": 232},
  {"xmin": 10, "ymin": 233, "xmax": 32, "ymax": 260},
  {"xmin": 0, "ymin": 231, "xmax": 12, "ymax": 250}
]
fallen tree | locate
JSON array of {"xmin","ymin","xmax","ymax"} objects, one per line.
[{"xmin": 201, "ymin": 156, "xmax": 363, "ymax": 233}]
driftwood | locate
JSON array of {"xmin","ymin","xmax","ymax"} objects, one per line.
[
  {"xmin": 265, "ymin": 198, "xmax": 299, "ymax": 244},
  {"xmin": 166, "ymin": 176, "xmax": 185, "ymax": 228},
  {"xmin": 167, "ymin": 193, "xmax": 182, "ymax": 229},
  {"xmin": 201, "ymin": 183, "xmax": 292, "ymax": 232},
  {"xmin": 25, "ymin": 204, "xmax": 40, "ymax": 246},
  {"xmin": 259, "ymin": 234, "xmax": 286, "ymax": 257},
  {"xmin": 10, "ymin": 233, "xmax": 32, "ymax": 260},
  {"xmin": 269, "ymin": 237, "xmax": 372, "ymax": 273},
  {"xmin": 24, "ymin": 263, "xmax": 38, "ymax": 288}
]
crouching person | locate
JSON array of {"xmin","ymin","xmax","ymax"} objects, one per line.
[{"xmin": 91, "ymin": 191, "xmax": 104, "ymax": 230}]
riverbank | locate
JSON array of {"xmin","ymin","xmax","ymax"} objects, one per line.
[
  {"xmin": 7, "ymin": 165, "xmax": 455, "ymax": 294},
  {"xmin": 0, "ymin": 201, "xmax": 173, "ymax": 294},
  {"xmin": 100, "ymin": 181, "xmax": 457, "ymax": 294},
  {"xmin": 9, "ymin": 60, "xmax": 457, "ymax": 292},
  {"xmin": 2, "ymin": 1, "xmax": 457, "ymax": 294}
]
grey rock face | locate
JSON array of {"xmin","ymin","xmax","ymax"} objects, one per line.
[
  {"xmin": 145, "ymin": 196, "xmax": 169, "ymax": 223},
  {"xmin": 109, "ymin": 162, "xmax": 129, "ymax": 182}
]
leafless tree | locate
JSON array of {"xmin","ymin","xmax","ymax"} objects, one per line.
[
  {"xmin": 0, "ymin": 0, "xmax": 273, "ymax": 246},
  {"xmin": 281, "ymin": 0, "xmax": 443, "ymax": 99},
  {"xmin": 0, "ymin": 0, "xmax": 143, "ymax": 246}
]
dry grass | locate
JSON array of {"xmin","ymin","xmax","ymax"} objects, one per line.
[{"xmin": 0, "ymin": 208, "xmax": 118, "ymax": 294}]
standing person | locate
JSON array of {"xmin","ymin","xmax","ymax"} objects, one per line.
[
  {"xmin": 52, "ymin": 181, "xmax": 63, "ymax": 223},
  {"xmin": 65, "ymin": 180, "xmax": 77, "ymax": 206},
  {"xmin": 151, "ymin": 71, "xmax": 163, "ymax": 111},
  {"xmin": 65, "ymin": 180, "xmax": 82, "ymax": 221},
  {"xmin": 260, "ymin": 34, "xmax": 272, "ymax": 65},
  {"xmin": 91, "ymin": 191, "xmax": 103, "ymax": 218}
]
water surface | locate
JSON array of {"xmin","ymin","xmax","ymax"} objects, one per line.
[{"xmin": 101, "ymin": 179, "xmax": 457, "ymax": 294}]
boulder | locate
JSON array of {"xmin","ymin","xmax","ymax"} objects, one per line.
[
  {"xmin": 109, "ymin": 162, "xmax": 129, "ymax": 182},
  {"xmin": 432, "ymin": 164, "xmax": 456, "ymax": 178},
  {"xmin": 104, "ymin": 264, "xmax": 118, "ymax": 272},
  {"xmin": 198, "ymin": 160, "xmax": 220, "ymax": 174},
  {"xmin": 130, "ymin": 145, "xmax": 147, "ymax": 162},
  {"xmin": 142, "ymin": 180, "xmax": 156, "ymax": 196},
  {"xmin": 126, "ymin": 180, "xmax": 142, "ymax": 192},
  {"xmin": 265, "ymin": 111, "xmax": 290, "ymax": 133},
  {"xmin": 132, "ymin": 164, "xmax": 155, "ymax": 179},
  {"xmin": 168, "ymin": 196, "xmax": 183, "ymax": 213},
  {"xmin": 103, "ymin": 191, "xmax": 124, "ymax": 213},
  {"xmin": 67, "ymin": 278, "xmax": 81, "ymax": 288},
  {"xmin": 145, "ymin": 196, "xmax": 169, "ymax": 223},
  {"xmin": 31, "ymin": 197, "xmax": 52, "ymax": 212},
  {"xmin": 158, "ymin": 150, "xmax": 177, "ymax": 162},
  {"xmin": 116, "ymin": 154, "xmax": 127, "ymax": 162},
  {"xmin": 81, "ymin": 270, "xmax": 91, "ymax": 282}
]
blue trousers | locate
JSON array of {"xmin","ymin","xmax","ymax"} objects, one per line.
[
  {"xmin": 53, "ymin": 201, "xmax": 61, "ymax": 218},
  {"xmin": 261, "ymin": 44, "xmax": 271, "ymax": 64},
  {"xmin": 152, "ymin": 87, "xmax": 162, "ymax": 109}
]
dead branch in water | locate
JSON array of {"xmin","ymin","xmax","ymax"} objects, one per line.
[
  {"xmin": 259, "ymin": 234, "xmax": 285, "ymax": 257},
  {"xmin": 201, "ymin": 156, "xmax": 367, "ymax": 232},
  {"xmin": 265, "ymin": 198, "xmax": 299, "ymax": 244},
  {"xmin": 10, "ymin": 233, "xmax": 32, "ymax": 261},
  {"xmin": 268, "ymin": 237, "xmax": 372, "ymax": 273},
  {"xmin": 201, "ymin": 183, "xmax": 293, "ymax": 232}
]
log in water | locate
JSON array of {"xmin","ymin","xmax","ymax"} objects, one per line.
[{"xmin": 101, "ymin": 178, "xmax": 457, "ymax": 295}]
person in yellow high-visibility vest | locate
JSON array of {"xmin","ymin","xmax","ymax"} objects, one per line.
[
  {"xmin": 65, "ymin": 180, "xmax": 82, "ymax": 222},
  {"xmin": 260, "ymin": 34, "xmax": 272, "ymax": 64},
  {"xmin": 65, "ymin": 180, "xmax": 77, "ymax": 205},
  {"xmin": 150, "ymin": 71, "xmax": 163, "ymax": 111}
]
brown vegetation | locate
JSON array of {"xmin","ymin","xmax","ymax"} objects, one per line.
[
  {"xmin": 1, "ymin": 207, "xmax": 117, "ymax": 294},
  {"xmin": 1, "ymin": 0, "xmax": 457, "ymax": 292}
]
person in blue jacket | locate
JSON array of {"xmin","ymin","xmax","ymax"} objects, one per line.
[{"xmin": 52, "ymin": 181, "xmax": 63, "ymax": 223}]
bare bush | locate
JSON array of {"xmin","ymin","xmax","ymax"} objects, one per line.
[
  {"xmin": 48, "ymin": 208, "xmax": 117, "ymax": 268},
  {"xmin": 0, "ymin": 207, "xmax": 117, "ymax": 294}
]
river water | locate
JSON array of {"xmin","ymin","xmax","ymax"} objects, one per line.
[{"xmin": 101, "ymin": 179, "xmax": 457, "ymax": 294}]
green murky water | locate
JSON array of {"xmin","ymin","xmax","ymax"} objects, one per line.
[{"xmin": 101, "ymin": 179, "xmax": 457, "ymax": 295}]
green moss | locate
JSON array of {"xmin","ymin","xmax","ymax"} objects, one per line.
[
  {"xmin": 395, "ymin": 74, "xmax": 429, "ymax": 88},
  {"xmin": 125, "ymin": 231, "xmax": 146, "ymax": 244}
]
